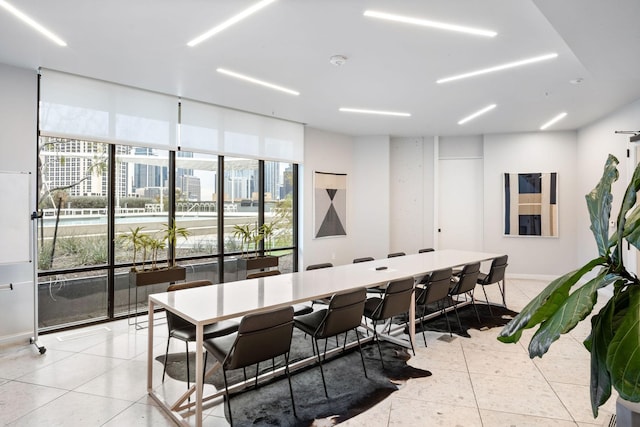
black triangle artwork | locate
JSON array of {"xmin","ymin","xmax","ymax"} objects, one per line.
[{"xmin": 316, "ymin": 188, "xmax": 346, "ymax": 238}]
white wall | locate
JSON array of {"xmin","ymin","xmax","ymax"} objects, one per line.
[
  {"xmin": 302, "ymin": 128, "xmax": 392, "ymax": 267},
  {"xmin": 576, "ymin": 98, "xmax": 640, "ymax": 267},
  {"xmin": 301, "ymin": 127, "xmax": 354, "ymax": 267},
  {"xmin": 389, "ymin": 137, "xmax": 435, "ymax": 253},
  {"xmin": 483, "ymin": 131, "xmax": 578, "ymax": 276},
  {"xmin": 352, "ymin": 136, "xmax": 390, "ymax": 260},
  {"xmin": 0, "ymin": 63, "xmax": 37, "ymax": 343}
]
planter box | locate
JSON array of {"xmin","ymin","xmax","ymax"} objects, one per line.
[
  {"xmin": 129, "ymin": 266, "xmax": 186, "ymax": 287},
  {"xmin": 237, "ymin": 256, "xmax": 279, "ymax": 272}
]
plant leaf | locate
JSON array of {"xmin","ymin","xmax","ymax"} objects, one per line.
[
  {"xmin": 585, "ymin": 154, "xmax": 618, "ymax": 257},
  {"xmin": 528, "ymin": 271, "xmax": 618, "ymax": 358},
  {"xmin": 607, "ymin": 286, "xmax": 640, "ymax": 402},
  {"xmin": 619, "ymin": 205, "xmax": 640, "ymax": 251},
  {"xmin": 587, "ymin": 298, "xmax": 615, "ymax": 417},
  {"xmin": 498, "ymin": 257, "xmax": 606, "ymax": 343}
]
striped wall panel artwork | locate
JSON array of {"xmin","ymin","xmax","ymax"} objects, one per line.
[{"xmin": 504, "ymin": 172, "xmax": 558, "ymax": 237}]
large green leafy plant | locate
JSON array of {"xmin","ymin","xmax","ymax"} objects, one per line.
[{"xmin": 499, "ymin": 154, "xmax": 640, "ymax": 416}]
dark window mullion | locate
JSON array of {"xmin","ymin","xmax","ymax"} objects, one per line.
[
  {"xmin": 107, "ymin": 144, "xmax": 116, "ymax": 319},
  {"xmin": 217, "ymin": 155, "xmax": 224, "ymax": 284},
  {"xmin": 258, "ymin": 160, "xmax": 265, "ymax": 255}
]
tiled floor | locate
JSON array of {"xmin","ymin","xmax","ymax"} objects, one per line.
[{"xmin": 0, "ymin": 278, "xmax": 617, "ymax": 426}]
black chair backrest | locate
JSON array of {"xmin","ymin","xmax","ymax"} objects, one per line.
[
  {"xmin": 371, "ymin": 277, "xmax": 414, "ymax": 320},
  {"xmin": 246, "ymin": 270, "xmax": 281, "ymax": 279},
  {"xmin": 417, "ymin": 268, "xmax": 452, "ymax": 306},
  {"xmin": 387, "ymin": 252, "xmax": 406, "ymax": 258},
  {"xmin": 166, "ymin": 280, "xmax": 212, "ymax": 332},
  {"xmin": 483, "ymin": 255, "xmax": 508, "ymax": 284},
  {"xmin": 316, "ymin": 287, "xmax": 366, "ymax": 339},
  {"xmin": 353, "ymin": 257, "xmax": 375, "ymax": 263},
  {"xmin": 225, "ymin": 305, "xmax": 294, "ymax": 370},
  {"xmin": 306, "ymin": 263, "xmax": 333, "ymax": 270},
  {"xmin": 451, "ymin": 262, "xmax": 480, "ymax": 295},
  {"xmin": 418, "ymin": 248, "xmax": 435, "ymax": 253}
]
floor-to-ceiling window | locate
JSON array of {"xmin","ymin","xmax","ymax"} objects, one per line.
[
  {"xmin": 37, "ymin": 137, "xmax": 111, "ymax": 328},
  {"xmin": 36, "ymin": 138, "xmax": 299, "ymax": 330},
  {"xmin": 37, "ymin": 70, "xmax": 303, "ymax": 331}
]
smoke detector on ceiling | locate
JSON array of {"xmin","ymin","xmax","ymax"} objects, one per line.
[{"xmin": 329, "ymin": 55, "xmax": 348, "ymax": 66}]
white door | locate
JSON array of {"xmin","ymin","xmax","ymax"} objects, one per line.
[{"xmin": 438, "ymin": 158, "xmax": 483, "ymax": 250}]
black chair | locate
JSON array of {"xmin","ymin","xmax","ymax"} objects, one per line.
[
  {"xmin": 247, "ymin": 270, "xmax": 312, "ymax": 316},
  {"xmin": 387, "ymin": 252, "xmax": 406, "ymax": 258},
  {"xmin": 418, "ymin": 248, "xmax": 435, "ymax": 253},
  {"xmin": 306, "ymin": 263, "xmax": 333, "ymax": 306},
  {"xmin": 163, "ymin": 280, "xmax": 239, "ymax": 389},
  {"xmin": 476, "ymin": 255, "xmax": 508, "ymax": 316},
  {"xmin": 353, "ymin": 256, "xmax": 375, "ymax": 263},
  {"xmin": 306, "ymin": 262, "xmax": 333, "ymax": 270},
  {"xmin": 293, "ymin": 287, "xmax": 368, "ymax": 397},
  {"xmin": 203, "ymin": 306, "xmax": 296, "ymax": 426},
  {"xmin": 448, "ymin": 262, "xmax": 481, "ymax": 332},
  {"xmin": 363, "ymin": 277, "xmax": 415, "ymax": 368},
  {"xmin": 415, "ymin": 268, "xmax": 452, "ymax": 346}
]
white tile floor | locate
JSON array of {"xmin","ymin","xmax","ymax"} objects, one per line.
[{"xmin": 0, "ymin": 278, "xmax": 617, "ymax": 426}]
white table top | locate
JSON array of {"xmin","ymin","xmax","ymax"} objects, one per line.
[{"xmin": 149, "ymin": 249, "xmax": 502, "ymax": 326}]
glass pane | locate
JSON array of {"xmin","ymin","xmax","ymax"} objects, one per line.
[
  {"xmin": 175, "ymin": 151, "xmax": 218, "ymax": 258},
  {"xmin": 38, "ymin": 270, "xmax": 108, "ymax": 330},
  {"xmin": 114, "ymin": 145, "xmax": 169, "ymax": 267},
  {"xmin": 182, "ymin": 258, "xmax": 221, "ymax": 284},
  {"xmin": 114, "ymin": 145, "xmax": 170, "ymax": 318},
  {"xmin": 38, "ymin": 137, "xmax": 109, "ymax": 271},
  {"xmin": 37, "ymin": 137, "xmax": 110, "ymax": 328},
  {"xmin": 223, "ymin": 157, "xmax": 259, "ymax": 255},
  {"xmin": 265, "ymin": 161, "xmax": 294, "ymax": 252}
]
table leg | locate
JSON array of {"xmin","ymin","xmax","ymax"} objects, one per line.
[
  {"xmin": 147, "ymin": 299, "xmax": 154, "ymax": 392},
  {"xmin": 195, "ymin": 324, "xmax": 204, "ymax": 427},
  {"xmin": 409, "ymin": 288, "xmax": 416, "ymax": 347}
]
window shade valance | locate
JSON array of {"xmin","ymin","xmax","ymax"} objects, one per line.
[
  {"xmin": 39, "ymin": 69, "xmax": 304, "ymax": 163},
  {"xmin": 179, "ymin": 99, "xmax": 303, "ymax": 163},
  {"xmin": 39, "ymin": 69, "xmax": 178, "ymax": 149}
]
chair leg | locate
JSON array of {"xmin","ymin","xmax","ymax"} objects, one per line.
[
  {"xmin": 439, "ymin": 300, "xmax": 452, "ymax": 337},
  {"xmin": 499, "ymin": 280, "xmax": 507, "ymax": 307},
  {"xmin": 222, "ymin": 369, "xmax": 233, "ymax": 426},
  {"xmin": 470, "ymin": 292, "xmax": 481, "ymax": 323},
  {"xmin": 354, "ymin": 329, "xmax": 368, "ymax": 378},
  {"xmin": 254, "ymin": 362, "xmax": 260, "ymax": 388},
  {"xmin": 185, "ymin": 342, "xmax": 190, "ymax": 389},
  {"xmin": 314, "ymin": 338, "xmax": 329, "ymax": 397},
  {"xmin": 162, "ymin": 337, "xmax": 170, "ymax": 383},
  {"xmin": 203, "ymin": 351, "xmax": 208, "ymax": 385},
  {"xmin": 453, "ymin": 303, "xmax": 463, "ymax": 333},
  {"xmin": 419, "ymin": 305, "xmax": 427, "ymax": 347},
  {"xmin": 372, "ymin": 321, "xmax": 385, "ymax": 370},
  {"xmin": 404, "ymin": 318, "xmax": 415, "ymax": 356},
  {"xmin": 284, "ymin": 352, "xmax": 297, "ymax": 417},
  {"xmin": 481, "ymin": 285, "xmax": 494, "ymax": 316}
]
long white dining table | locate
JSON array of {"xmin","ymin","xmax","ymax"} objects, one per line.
[{"xmin": 147, "ymin": 249, "xmax": 503, "ymax": 426}]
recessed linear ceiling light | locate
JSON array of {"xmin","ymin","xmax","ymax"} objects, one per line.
[
  {"xmin": 458, "ymin": 104, "xmax": 496, "ymax": 125},
  {"xmin": 216, "ymin": 68, "xmax": 299, "ymax": 96},
  {"xmin": 187, "ymin": 0, "xmax": 277, "ymax": 47},
  {"xmin": 0, "ymin": 0, "xmax": 66, "ymax": 46},
  {"xmin": 540, "ymin": 112, "xmax": 567, "ymax": 130},
  {"xmin": 437, "ymin": 53, "xmax": 558, "ymax": 84},
  {"xmin": 364, "ymin": 10, "xmax": 497, "ymax": 37},
  {"xmin": 339, "ymin": 108, "xmax": 411, "ymax": 117}
]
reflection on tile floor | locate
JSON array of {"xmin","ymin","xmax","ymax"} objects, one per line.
[{"xmin": 0, "ymin": 278, "xmax": 617, "ymax": 426}]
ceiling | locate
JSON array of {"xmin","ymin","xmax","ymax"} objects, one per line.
[{"xmin": 1, "ymin": 0, "xmax": 639, "ymax": 138}]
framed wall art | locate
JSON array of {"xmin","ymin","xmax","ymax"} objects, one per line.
[
  {"xmin": 314, "ymin": 171, "xmax": 347, "ymax": 238},
  {"xmin": 504, "ymin": 172, "xmax": 558, "ymax": 237}
]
